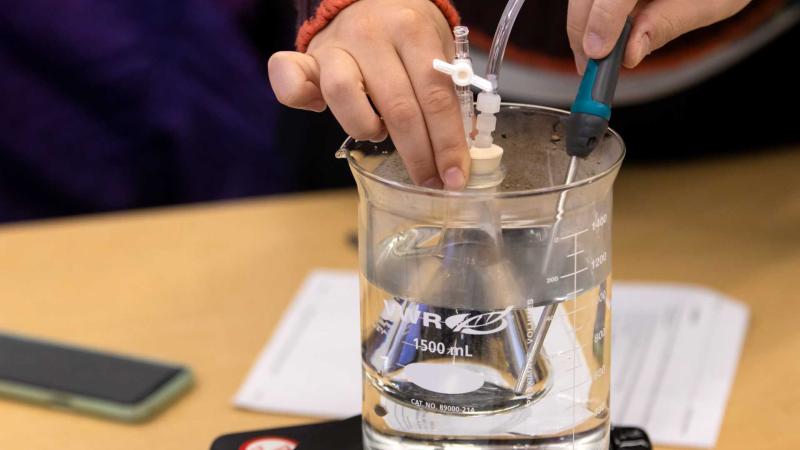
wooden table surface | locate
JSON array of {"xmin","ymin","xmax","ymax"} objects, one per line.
[{"xmin": 0, "ymin": 147, "xmax": 798, "ymax": 449}]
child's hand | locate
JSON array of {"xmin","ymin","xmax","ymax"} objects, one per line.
[
  {"xmin": 567, "ymin": 0, "xmax": 752, "ymax": 72},
  {"xmin": 269, "ymin": 0, "xmax": 470, "ymax": 190}
]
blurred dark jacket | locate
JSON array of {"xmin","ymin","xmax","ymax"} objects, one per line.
[{"xmin": 0, "ymin": 0, "xmax": 296, "ymax": 222}]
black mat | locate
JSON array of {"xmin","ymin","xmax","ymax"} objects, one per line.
[{"xmin": 212, "ymin": 416, "xmax": 651, "ymax": 450}]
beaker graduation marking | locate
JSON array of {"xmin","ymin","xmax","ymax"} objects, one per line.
[{"xmin": 514, "ymin": 156, "xmax": 581, "ymax": 395}]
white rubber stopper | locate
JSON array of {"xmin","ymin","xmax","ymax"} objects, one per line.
[{"xmin": 469, "ymin": 144, "xmax": 504, "ymax": 175}]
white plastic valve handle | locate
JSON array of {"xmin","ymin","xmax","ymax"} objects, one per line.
[{"xmin": 433, "ymin": 59, "xmax": 494, "ymax": 92}]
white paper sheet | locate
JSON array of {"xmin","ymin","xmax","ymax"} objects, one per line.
[
  {"xmin": 610, "ymin": 283, "xmax": 750, "ymax": 448},
  {"xmin": 234, "ymin": 271, "xmax": 749, "ymax": 448},
  {"xmin": 233, "ymin": 270, "xmax": 362, "ymax": 417}
]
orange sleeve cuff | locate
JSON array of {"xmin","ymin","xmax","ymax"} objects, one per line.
[{"xmin": 295, "ymin": 0, "xmax": 461, "ymax": 52}]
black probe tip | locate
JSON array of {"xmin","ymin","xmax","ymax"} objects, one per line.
[{"xmin": 564, "ymin": 113, "xmax": 609, "ymax": 158}]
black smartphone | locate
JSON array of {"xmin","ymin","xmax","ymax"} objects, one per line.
[{"xmin": 0, "ymin": 332, "xmax": 193, "ymax": 422}]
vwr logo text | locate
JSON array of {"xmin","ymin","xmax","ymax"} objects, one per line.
[{"xmin": 379, "ymin": 300, "xmax": 513, "ymax": 336}]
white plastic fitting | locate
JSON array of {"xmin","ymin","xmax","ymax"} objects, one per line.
[
  {"xmin": 474, "ymin": 91, "xmax": 502, "ymax": 151},
  {"xmin": 433, "ymin": 56, "xmax": 505, "ymax": 186},
  {"xmin": 470, "ymin": 91, "xmax": 504, "ymax": 185},
  {"xmin": 476, "ymin": 92, "xmax": 501, "ymax": 114},
  {"xmin": 433, "ymin": 59, "xmax": 494, "ymax": 92}
]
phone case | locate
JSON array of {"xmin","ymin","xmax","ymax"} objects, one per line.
[{"xmin": 0, "ymin": 333, "xmax": 194, "ymax": 422}]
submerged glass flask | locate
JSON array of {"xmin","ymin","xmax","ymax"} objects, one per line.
[{"xmin": 340, "ymin": 104, "xmax": 625, "ymax": 450}]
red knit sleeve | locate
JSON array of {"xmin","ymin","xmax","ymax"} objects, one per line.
[{"xmin": 295, "ymin": 0, "xmax": 460, "ymax": 52}]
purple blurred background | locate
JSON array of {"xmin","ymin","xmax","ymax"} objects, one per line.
[{"xmin": 0, "ymin": 0, "xmax": 349, "ymax": 223}]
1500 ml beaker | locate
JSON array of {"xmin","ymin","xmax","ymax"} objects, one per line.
[{"xmin": 340, "ymin": 104, "xmax": 624, "ymax": 450}]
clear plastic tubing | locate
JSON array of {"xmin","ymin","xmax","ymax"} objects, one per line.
[
  {"xmin": 453, "ymin": 26, "xmax": 475, "ymax": 142},
  {"xmin": 454, "ymin": 25, "xmax": 471, "ymax": 60},
  {"xmin": 485, "ymin": 0, "xmax": 527, "ymax": 88}
]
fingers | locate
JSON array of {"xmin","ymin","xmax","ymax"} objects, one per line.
[
  {"xmin": 583, "ymin": 0, "xmax": 638, "ymax": 59},
  {"xmin": 625, "ymin": 0, "xmax": 751, "ymax": 67},
  {"xmin": 394, "ymin": 20, "xmax": 469, "ymax": 190},
  {"xmin": 268, "ymin": 51, "xmax": 326, "ymax": 112},
  {"xmin": 359, "ymin": 44, "xmax": 441, "ymax": 188},
  {"xmin": 316, "ymin": 48, "xmax": 387, "ymax": 142},
  {"xmin": 567, "ymin": 0, "xmax": 594, "ymax": 74}
]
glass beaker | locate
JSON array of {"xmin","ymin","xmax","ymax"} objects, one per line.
[{"xmin": 339, "ymin": 104, "xmax": 624, "ymax": 450}]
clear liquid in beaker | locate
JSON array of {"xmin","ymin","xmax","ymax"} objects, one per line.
[{"xmin": 361, "ymin": 229, "xmax": 612, "ymax": 449}]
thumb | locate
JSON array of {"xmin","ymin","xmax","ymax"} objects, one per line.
[
  {"xmin": 268, "ymin": 51, "xmax": 327, "ymax": 112},
  {"xmin": 624, "ymin": 0, "xmax": 749, "ymax": 68}
]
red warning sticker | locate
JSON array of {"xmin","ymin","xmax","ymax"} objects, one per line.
[{"xmin": 239, "ymin": 436, "xmax": 298, "ymax": 450}]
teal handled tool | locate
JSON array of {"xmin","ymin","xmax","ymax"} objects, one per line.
[
  {"xmin": 566, "ymin": 18, "xmax": 633, "ymax": 157},
  {"xmin": 518, "ymin": 20, "xmax": 635, "ymax": 395}
]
